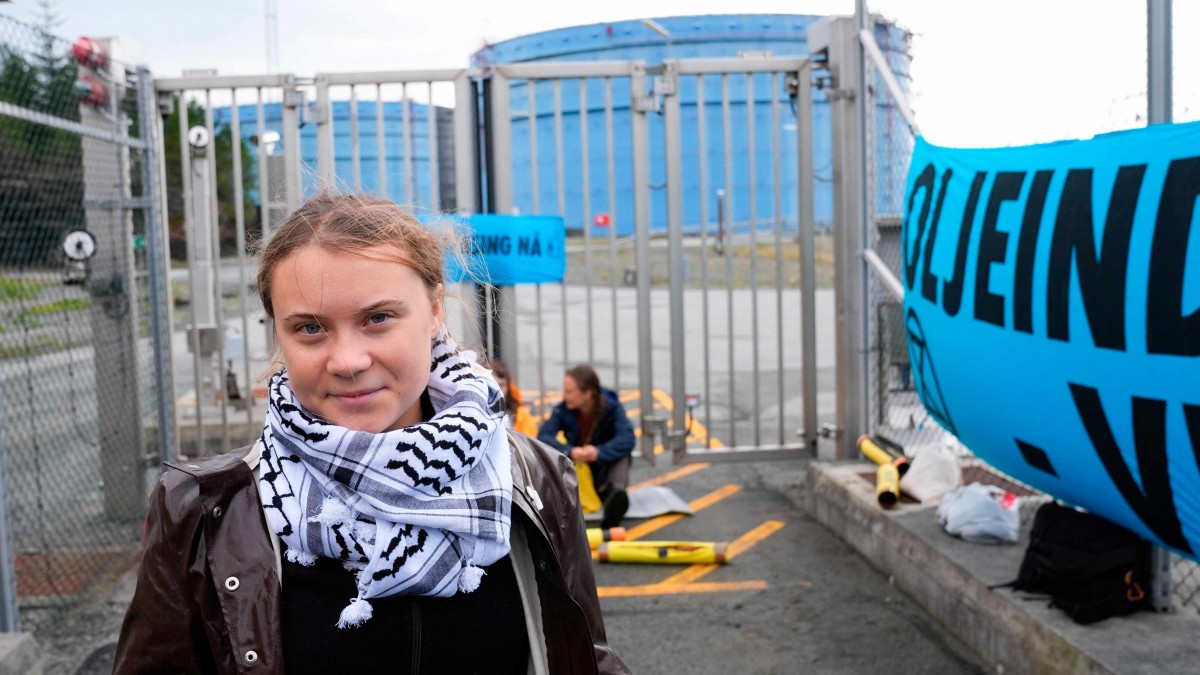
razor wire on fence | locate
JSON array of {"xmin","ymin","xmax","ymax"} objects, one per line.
[{"xmin": 0, "ymin": 13, "xmax": 170, "ymax": 630}]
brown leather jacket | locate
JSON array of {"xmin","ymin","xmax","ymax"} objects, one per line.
[{"xmin": 114, "ymin": 431, "xmax": 629, "ymax": 674}]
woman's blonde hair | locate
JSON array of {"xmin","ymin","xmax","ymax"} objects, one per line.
[{"xmin": 256, "ymin": 193, "xmax": 458, "ymax": 319}]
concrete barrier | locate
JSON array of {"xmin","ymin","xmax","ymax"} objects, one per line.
[{"xmin": 807, "ymin": 461, "xmax": 1200, "ymax": 675}]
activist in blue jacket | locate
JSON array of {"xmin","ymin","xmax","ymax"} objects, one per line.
[{"xmin": 538, "ymin": 365, "xmax": 635, "ymax": 528}]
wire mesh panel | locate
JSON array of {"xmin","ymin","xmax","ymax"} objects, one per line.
[
  {"xmin": 0, "ymin": 15, "xmax": 171, "ymax": 629},
  {"xmin": 859, "ymin": 19, "xmax": 944, "ymax": 455}
]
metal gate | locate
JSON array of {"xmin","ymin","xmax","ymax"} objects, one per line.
[
  {"xmin": 486, "ymin": 56, "xmax": 823, "ymax": 464},
  {"xmin": 154, "ymin": 54, "xmax": 827, "ymax": 467}
]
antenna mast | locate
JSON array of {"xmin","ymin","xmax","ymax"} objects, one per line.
[{"xmin": 264, "ymin": 0, "xmax": 280, "ymax": 73}]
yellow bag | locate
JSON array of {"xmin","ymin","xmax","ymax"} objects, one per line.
[{"xmin": 575, "ymin": 461, "xmax": 603, "ymax": 514}]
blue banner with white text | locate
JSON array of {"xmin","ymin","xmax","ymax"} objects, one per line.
[
  {"xmin": 901, "ymin": 121, "xmax": 1200, "ymax": 557},
  {"xmin": 440, "ymin": 214, "xmax": 566, "ymax": 285}
]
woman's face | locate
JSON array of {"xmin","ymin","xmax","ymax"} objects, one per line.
[
  {"xmin": 562, "ymin": 375, "xmax": 590, "ymax": 411},
  {"xmin": 271, "ymin": 244, "xmax": 443, "ymax": 433}
]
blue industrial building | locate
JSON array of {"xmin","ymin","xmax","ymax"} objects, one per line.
[
  {"xmin": 215, "ymin": 14, "xmax": 912, "ymax": 235},
  {"xmin": 475, "ymin": 14, "xmax": 912, "ymax": 235}
]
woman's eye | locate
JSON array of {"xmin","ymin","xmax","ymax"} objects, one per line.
[
  {"xmin": 298, "ymin": 323, "xmax": 322, "ymax": 336},
  {"xmin": 367, "ymin": 312, "xmax": 389, "ymax": 325}
]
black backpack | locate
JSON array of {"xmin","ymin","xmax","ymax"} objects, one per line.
[{"xmin": 1009, "ymin": 502, "xmax": 1151, "ymax": 625}]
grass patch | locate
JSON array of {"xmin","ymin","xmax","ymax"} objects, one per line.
[
  {"xmin": 0, "ymin": 278, "xmax": 51, "ymax": 301},
  {"xmin": 24, "ymin": 298, "xmax": 91, "ymax": 315}
]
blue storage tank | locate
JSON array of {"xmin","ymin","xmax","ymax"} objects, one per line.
[
  {"xmin": 473, "ymin": 14, "xmax": 912, "ymax": 235},
  {"xmin": 214, "ymin": 100, "xmax": 451, "ymax": 211}
]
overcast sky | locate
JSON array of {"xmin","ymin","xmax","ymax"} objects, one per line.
[{"xmin": 5, "ymin": 0, "xmax": 1197, "ymax": 148}]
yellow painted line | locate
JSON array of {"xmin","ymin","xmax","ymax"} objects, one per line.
[
  {"xmin": 628, "ymin": 463, "xmax": 710, "ymax": 491},
  {"xmin": 618, "ymin": 390, "xmax": 642, "ymax": 404},
  {"xmin": 597, "ymin": 580, "xmax": 767, "ymax": 598},
  {"xmin": 620, "ymin": 484, "xmax": 742, "ymax": 542},
  {"xmin": 659, "ymin": 520, "xmax": 787, "ymax": 586}
]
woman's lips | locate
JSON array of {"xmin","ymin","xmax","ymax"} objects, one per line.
[{"xmin": 330, "ymin": 388, "xmax": 380, "ymax": 408}]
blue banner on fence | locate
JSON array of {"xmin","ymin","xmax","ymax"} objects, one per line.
[
  {"xmin": 900, "ymin": 121, "xmax": 1200, "ymax": 557},
  {"xmin": 440, "ymin": 214, "xmax": 566, "ymax": 285}
]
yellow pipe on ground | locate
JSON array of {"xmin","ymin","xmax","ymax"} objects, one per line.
[
  {"xmin": 597, "ymin": 541, "xmax": 729, "ymax": 565},
  {"xmin": 876, "ymin": 462, "xmax": 900, "ymax": 509},
  {"xmin": 858, "ymin": 434, "xmax": 909, "ymax": 476},
  {"xmin": 586, "ymin": 527, "xmax": 628, "ymax": 550}
]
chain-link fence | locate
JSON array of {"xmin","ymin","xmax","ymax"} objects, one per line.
[
  {"xmin": 860, "ymin": 16, "xmax": 941, "ymax": 456},
  {"xmin": 0, "ymin": 14, "xmax": 171, "ymax": 630}
]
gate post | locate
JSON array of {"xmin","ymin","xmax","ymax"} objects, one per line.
[
  {"xmin": 630, "ymin": 63, "xmax": 657, "ymax": 466},
  {"xmin": 82, "ymin": 38, "xmax": 147, "ymax": 519},
  {"xmin": 484, "ymin": 70, "xmax": 520, "ymax": 374},
  {"xmin": 811, "ymin": 17, "xmax": 869, "ymax": 458}
]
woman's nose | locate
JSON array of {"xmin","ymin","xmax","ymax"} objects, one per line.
[{"xmin": 326, "ymin": 335, "xmax": 372, "ymax": 377}]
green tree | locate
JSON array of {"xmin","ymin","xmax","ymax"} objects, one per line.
[{"xmin": 0, "ymin": 8, "xmax": 83, "ymax": 267}]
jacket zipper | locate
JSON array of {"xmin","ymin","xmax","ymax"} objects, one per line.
[{"xmin": 410, "ymin": 602, "xmax": 422, "ymax": 673}]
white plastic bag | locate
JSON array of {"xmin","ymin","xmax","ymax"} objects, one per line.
[
  {"xmin": 899, "ymin": 442, "xmax": 961, "ymax": 503},
  {"xmin": 935, "ymin": 482, "xmax": 1019, "ymax": 544}
]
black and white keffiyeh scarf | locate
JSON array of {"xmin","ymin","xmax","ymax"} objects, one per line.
[{"xmin": 258, "ymin": 330, "xmax": 512, "ymax": 628}]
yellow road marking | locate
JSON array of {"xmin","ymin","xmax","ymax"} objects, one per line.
[
  {"xmin": 659, "ymin": 520, "xmax": 787, "ymax": 585},
  {"xmin": 628, "ymin": 463, "xmax": 710, "ymax": 491},
  {"xmin": 597, "ymin": 580, "xmax": 767, "ymax": 598},
  {"xmin": 620, "ymin": 484, "xmax": 742, "ymax": 542}
]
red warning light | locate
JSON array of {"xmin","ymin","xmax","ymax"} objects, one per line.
[
  {"xmin": 593, "ymin": 213, "xmax": 611, "ymax": 227},
  {"xmin": 73, "ymin": 75, "xmax": 108, "ymax": 107},
  {"xmin": 71, "ymin": 37, "xmax": 107, "ymax": 70}
]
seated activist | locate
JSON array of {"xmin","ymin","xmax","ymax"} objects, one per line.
[
  {"xmin": 538, "ymin": 365, "xmax": 635, "ymax": 529},
  {"xmin": 491, "ymin": 358, "xmax": 537, "ymax": 436}
]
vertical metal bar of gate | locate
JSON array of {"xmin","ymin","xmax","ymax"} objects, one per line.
[
  {"xmin": 528, "ymin": 80, "xmax": 547, "ymax": 417},
  {"xmin": 203, "ymin": 94, "xmax": 231, "ymax": 452},
  {"xmin": 745, "ymin": 73, "xmax": 761, "ymax": 447},
  {"xmin": 770, "ymin": 73, "xmax": 786, "ymax": 446},
  {"xmin": 255, "ymin": 90, "xmax": 270, "ymax": 234},
  {"xmin": 553, "ymin": 79, "xmax": 568, "ymax": 371},
  {"xmin": 350, "ymin": 86, "xmax": 362, "ymax": 191},
  {"xmin": 604, "ymin": 78, "xmax": 621, "ymax": 393},
  {"xmin": 630, "ymin": 64, "xmax": 655, "ymax": 463},
  {"xmin": 428, "ymin": 82, "xmax": 440, "ymax": 210},
  {"xmin": 797, "ymin": 61, "xmax": 819, "ymax": 455},
  {"xmin": 377, "ymin": 84, "xmax": 388, "ymax": 199},
  {"xmin": 403, "ymin": 84, "xmax": 414, "ymax": 206},
  {"xmin": 662, "ymin": 62, "xmax": 687, "ymax": 461},
  {"xmin": 579, "ymin": 78, "xmax": 594, "ymax": 365},
  {"xmin": 229, "ymin": 89, "xmax": 254, "ymax": 434},
  {"xmin": 179, "ymin": 93, "xmax": 203, "ymax": 453},
  {"xmin": 696, "ymin": 74, "xmax": 713, "ymax": 449},
  {"xmin": 137, "ymin": 68, "xmax": 176, "ymax": 464},
  {"xmin": 315, "ymin": 75, "xmax": 335, "ymax": 191},
  {"xmin": 282, "ymin": 75, "xmax": 303, "ymax": 212},
  {"xmin": 720, "ymin": 74, "xmax": 736, "ymax": 449}
]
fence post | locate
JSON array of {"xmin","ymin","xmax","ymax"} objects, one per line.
[
  {"xmin": 813, "ymin": 17, "xmax": 869, "ymax": 457},
  {"xmin": 0, "ymin": 383, "xmax": 19, "ymax": 632},
  {"xmin": 1146, "ymin": 0, "xmax": 1174, "ymax": 613},
  {"xmin": 82, "ymin": 38, "xmax": 147, "ymax": 519},
  {"xmin": 136, "ymin": 67, "xmax": 177, "ymax": 466}
]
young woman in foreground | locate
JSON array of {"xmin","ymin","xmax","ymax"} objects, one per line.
[{"xmin": 114, "ymin": 194, "xmax": 628, "ymax": 674}]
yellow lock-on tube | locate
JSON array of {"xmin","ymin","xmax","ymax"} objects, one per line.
[
  {"xmin": 597, "ymin": 541, "xmax": 729, "ymax": 564},
  {"xmin": 858, "ymin": 434, "xmax": 909, "ymax": 476},
  {"xmin": 586, "ymin": 527, "xmax": 628, "ymax": 550},
  {"xmin": 876, "ymin": 462, "xmax": 900, "ymax": 509}
]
